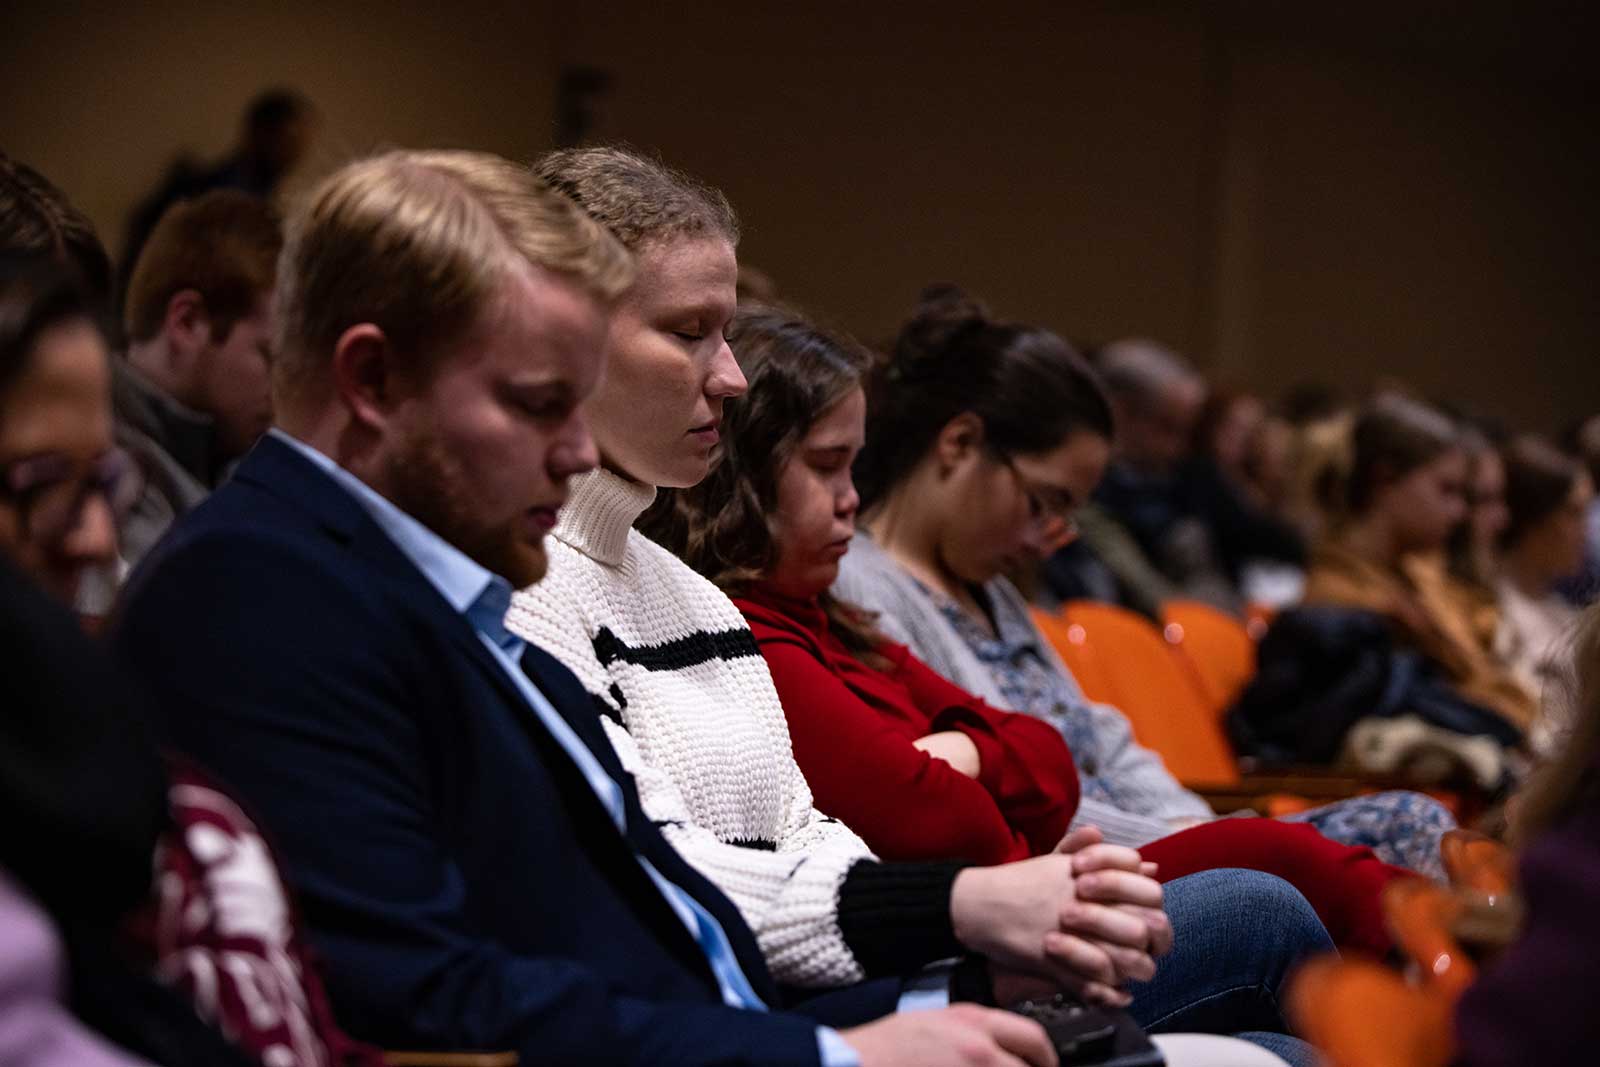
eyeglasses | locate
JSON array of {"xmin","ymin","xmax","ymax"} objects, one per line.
[
  {"xmin": 993, "ymin": 451, "xmax": 1079, "ymax": 539},
  {"xmin": 0, "ymin": 448, "xmax": 141, "ymax": 546}
]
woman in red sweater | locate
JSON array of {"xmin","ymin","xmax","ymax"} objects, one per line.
[{"xmin": 644, "ymin": 303, "xmax": 1414, "ymax": 955}]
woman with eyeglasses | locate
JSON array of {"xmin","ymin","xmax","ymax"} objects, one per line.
[{"xmin": 0, "ymin": 262, "xmax": 137, "ymax": 604}]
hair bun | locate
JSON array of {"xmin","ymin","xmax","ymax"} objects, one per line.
[{"xmin": 892, "ymin": 283, "xmax": 990, "ymax": 378}]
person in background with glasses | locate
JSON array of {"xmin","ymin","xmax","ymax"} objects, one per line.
[
  {"xmin": 0, "ymin": 251, "xmax": 377, "ymax": 1067},
  {"xmin": 0, "ymin": 257, "xmax": 137, "ymax": 604}
]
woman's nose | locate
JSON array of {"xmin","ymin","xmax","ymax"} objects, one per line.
[
  {"xmin": 60, "ymin": 493, "xmax": 119, "ymax": 567},
  {"xmin": 706, "ymin": 339, "xmax": 748, "ymax": 400}
]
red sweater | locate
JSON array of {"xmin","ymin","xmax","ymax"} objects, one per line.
[{"xmin": 735, "ymin": 588, "xmax": 1078, "ymax": 865}]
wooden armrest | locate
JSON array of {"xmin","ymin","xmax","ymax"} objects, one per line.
[
  {"xmin": 1235, "ymin": 758, "xmax": 1490, "ymax": 794},
  {"xmin": 1188, "ymin": 764, "xmax": 1480, "ymax": 818},
  {"xmin": 384, "ymin": 1053, "xmax": 518, "ymax": 1067},
  {"xmin": 1185, "ymin": 774, "xmax": 1382, "ymax": 802}
]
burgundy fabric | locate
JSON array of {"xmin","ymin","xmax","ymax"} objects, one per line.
[
  {"xmin": 1139, "ymin": 817, "xmax": 1405, "ymax": 956},
  {"xmin": 129, "ymin": 759, "xmax": 383, "ymax": 1067}
]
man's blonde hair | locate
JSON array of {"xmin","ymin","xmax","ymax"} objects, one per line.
[{"xmin": 273, "ymin": 149, "xmax": 634, "ymax": 407}]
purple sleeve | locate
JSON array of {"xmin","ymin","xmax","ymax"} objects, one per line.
[
  {"xmin": 0, "ymin": 872, "xmax": 152, "ymax": 1067},
  {"xmin": 1453, "ymin": 795, "xmax": 1600, "ymax": 1065}
]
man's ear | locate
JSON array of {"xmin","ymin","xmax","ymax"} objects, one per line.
[
  {"xmin": 331, "ymin": 324, "xmax": 401, "ymax": 431},
  {"xmin": 933, "ymin": 412, "xmax": 985, "ymax": 475},
  {"xmin": 161, "ymin": 289, "xmax": 212, "ymax": 366}
]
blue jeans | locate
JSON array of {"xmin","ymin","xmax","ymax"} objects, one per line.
[{"xmin": 1127, "ymin": 869, "xmax": 1331, "ymax": 1067}]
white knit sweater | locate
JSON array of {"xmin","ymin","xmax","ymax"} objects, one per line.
[{"xmin": 507, "ymin": 469, "xmax": 963, "ymax": 988}]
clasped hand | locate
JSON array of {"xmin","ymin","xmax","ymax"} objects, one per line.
[{"xmin": 952, "ymin": 826, "xmax": 1172, "ymax": 1007}]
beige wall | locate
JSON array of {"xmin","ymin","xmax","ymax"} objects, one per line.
[
  {"xmin": 4, "ymin": 0, "xmax": 1594, "ymax": 429},
  {"xmin": 1, "ymin": 0, "xmax": 558, "ymax": 258}
]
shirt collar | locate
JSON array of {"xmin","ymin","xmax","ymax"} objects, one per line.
[{"xmin": 267, "ymin": 429, "xmax": 518, "ymax": 647}]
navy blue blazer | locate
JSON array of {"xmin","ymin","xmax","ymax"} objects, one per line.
[{"xmin": 112, "ymin": 436, "xmax": 902, "ymax": 1066}]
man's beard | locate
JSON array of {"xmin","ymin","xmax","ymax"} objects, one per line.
[{"xmin": 382, "ymin": 426, "xmax": 548, "ymax": 589}]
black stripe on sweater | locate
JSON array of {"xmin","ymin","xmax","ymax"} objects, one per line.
[
  {"xmin": 727, "ymin": 838, "xmax": 777, "ymax": 852},
  {"xmin": 592, "ymin": 625, "xmax": 761, "ymax": 672}
]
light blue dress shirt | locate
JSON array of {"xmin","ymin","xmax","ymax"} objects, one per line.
[{"xmin": 268, "ymin": 431, "xmax": 861, "ymax": 1065}]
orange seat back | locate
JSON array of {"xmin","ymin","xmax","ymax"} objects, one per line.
[
  {"xmin": 1161, "ymin": 599, "xmax": 1257, "ymax": 718},
  {"xmin": 1034, "ymin": 602, "xmax": 1240, "ymax": 785},
  {"xmin": 1439, "ymin": 829, "xmax": 1515, "ymax": 898},
  {"xmin": 1289, "ymin": 874, "xmax": 1495, "ymax": 1067},
  {"xmin": 1384, "ymin": 878, "xmax": 1478, "ymax": 999},
  {"xmin": 1290, "ymin": 956, "xmax": 1457, "ymax": 1067}
]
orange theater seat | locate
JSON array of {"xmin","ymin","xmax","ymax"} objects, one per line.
[
  {"xmin": 1438, "ymin": 829, "xmax": 1515, "ymax": 898},
  {"xmin": 1033, "ymin": 600, "xmax": 1428, "ymax": 817},
  {"xmin": 1288, "ymin": 872, "xmax": 1513, "ymax": 1067},
  {"xmin": 1161, "ymin": 599, "xmax": 1257, "ymax": 718},
  {"xmin": 1033, "ymin": 602, "xmax": 1237, "ymax": 785},
  {"xmin": 1290, "ymin": 956, "xmax": 1457, "ymax": 1067}
]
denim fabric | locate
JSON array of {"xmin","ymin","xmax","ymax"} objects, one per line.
[
  {"xmin": 1128, "ymin": 869, "xmax": 1331, "ymax": 1067},
  {"xmin": 1233, "ymin": 1032, "xmax": 1320, "ymax": 1066}
]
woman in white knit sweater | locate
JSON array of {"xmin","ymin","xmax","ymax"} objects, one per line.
[{"xmin": 504, "ymin": 150, "xmax": 1333, "ymax": 1062}]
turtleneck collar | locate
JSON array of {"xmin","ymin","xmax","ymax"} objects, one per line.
[
  {"xmin": 737, "ymin": 582, "xmax": 830, "ymax": 632},
  {"xmin": 553, "ymin": 467, "xmax": 658, "ymax": 567}
]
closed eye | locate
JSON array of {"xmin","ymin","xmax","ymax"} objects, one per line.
[
  {"xmin": 806, "ymin": 445, "xmax": 858, "ymax": 474},
  {"xmin": 501, "ymin": 382, "xmax": 576, "ymax": 421}
]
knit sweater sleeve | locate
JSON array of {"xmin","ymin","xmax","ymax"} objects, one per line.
[
  {"xmin": 507, "ymin": 550, "xmax": 965, "ymax": 989},
  {"xmin": 890, "ymin": 648, "xmax": 1079, "ymax": 857}
]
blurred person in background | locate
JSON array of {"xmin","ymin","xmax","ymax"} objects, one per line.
[
  {"xmin": 1194, "ymin": 389, "xmax": 1264, "ymax": 489},
  {"xmin": 1556, "ymin": 413, "xmax": 1600, "ymax": 605},
  {"xmin": 0, "ymin": 258, "xmax": 363, "ymax": 1067},
  {"xmin": 1239, "ymin": 409, "xmax": 1296, "ymax": 517},
  {"xmin": 1067, "ymin": 338, "xmax": 1238, "ymax": 616},
  {"xmin": 1495, "ymin": 435, "xmax": 1595, "ymax": 752},
  {"xmin": 1416, "ymin": 426, "xmax": 1514, "ymax": 699},
  {"xmin": 1301, "ymin": 394, "xmax": 1536, "ymax": 739},
  {"xmin": 1, "ymin": 151, "xmax": 116, "ymax": 312},
  {"xmin": 117, "ymin": 190, "xmax": 282, "ymax": 568},
  {"xmin": 1446, "ymin": 427, "xmax": 1510, "ymax": 604},
  {"xmin": 1453, "ymin": 604, "xmax": 1600, "ymax": 1065},
  {"xmin": 1277, "ymin": 406, "xmax": 1354, "ymax": 550},
  {"xmin": 119, "ymin": 88, "xmax": 314, "ymax": 297},
  {"xmin": 0, "ymin": 260, "xmax": 129, "ymax": 606},
  {"xmin": 1187, "ymin": 389, "xmax": 1308, "ymax": 608}
]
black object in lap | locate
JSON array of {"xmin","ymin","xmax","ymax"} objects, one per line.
[{"xmin": 1009, "ymin": 995, "xmax": 1164, "ymax": 1067}]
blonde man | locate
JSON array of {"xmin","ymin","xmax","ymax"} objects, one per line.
[{"xmin": 112, "ymin": 150, "xmax": 1062, "ymax": 1067}]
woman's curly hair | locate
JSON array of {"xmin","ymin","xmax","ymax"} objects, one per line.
[{"xmin": 639, "ymin": 303, "xmax": 888, "ymax": 663}]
